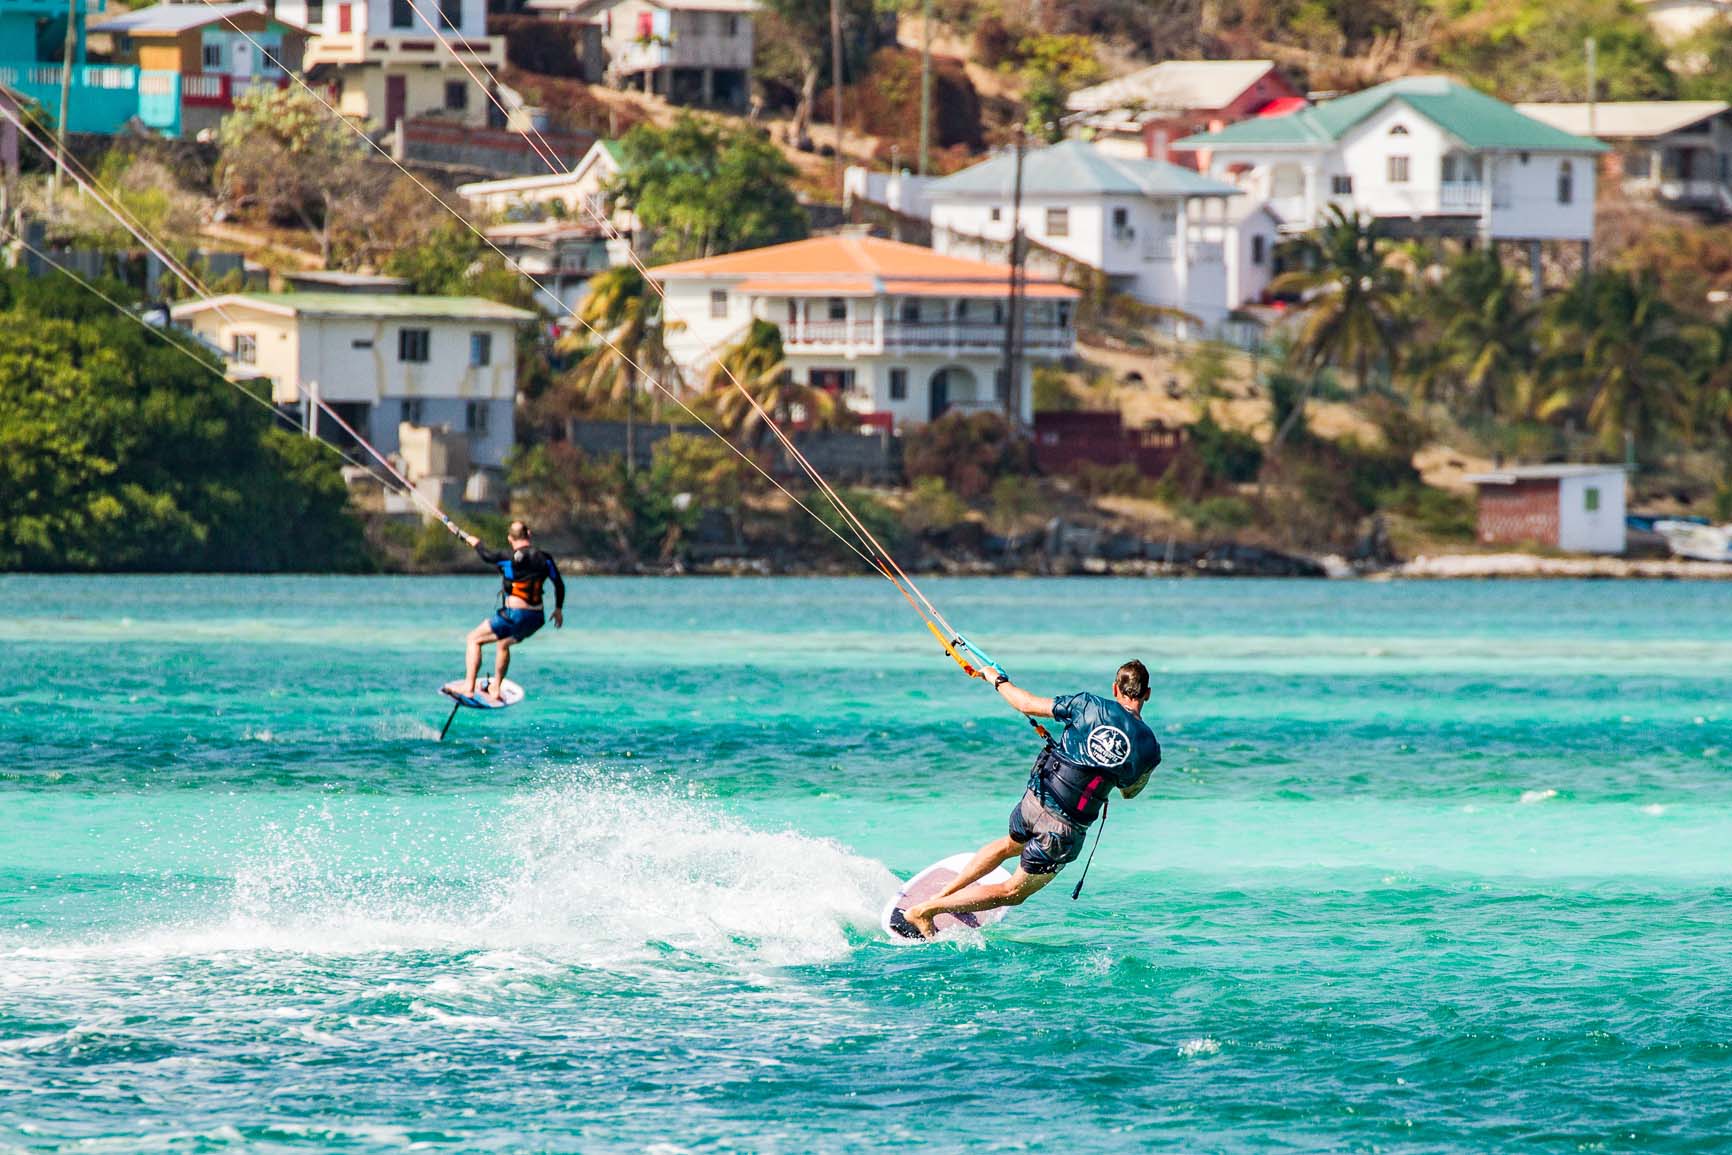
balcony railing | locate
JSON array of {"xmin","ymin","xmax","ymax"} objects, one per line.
[
  {"xmin": 306, "ymin": 31, "xmax": 505, "ymax": 67},
  {"xmin": 780, "ymin": 319, "xmax": 1074, "ymax": 352},
  {"xmin": 1439, "ymin": 181, "xmax": 1487, "ymax": 211},
  {"xmin": 182, "ymin": 73, "xmax": 290, "ymax": 107}
]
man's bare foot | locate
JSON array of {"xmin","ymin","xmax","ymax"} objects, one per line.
[{"xmin": 904, "ymin": 905, "xmax": 937, "ymax": 940}]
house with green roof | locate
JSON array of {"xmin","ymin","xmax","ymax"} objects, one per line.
[
  {"xmin": 1173, "ymin": 76, "xmax": 1606, "ymax": 250},
  {"xmin": 926, "ymin": 138, "xmax": 1280, "ymax": 327},
  {"xmin": 171, "ymin": 292, "xmax": 536, "ymax": 477}
]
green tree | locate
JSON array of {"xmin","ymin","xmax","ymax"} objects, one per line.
[
  {"xmin": 1431, "ymin": 0, "xmax": 1674, "ymax": 101},
  {"xmin": 559, "ymin": 266, "xmax": 683, "ymax": 469},
  {"xmin": 1013, "ymin": 33, "xmax": 1103, "ymax": 143},
  {"xmin": 754, "ymin": 0, "xmax": 879, "ymax": 148},
  {"xmin": 1271, "ymin": 206, "xmax": 1409, "ymax": 388},
  {"xmin": 0, "ymin": 270, "xmax": 366, "ymax": 572},
  {"xmin": 611, "ymin": 116, "xmax": 807, "ymax": 263},
  {"xmin": 1406, "ymin": 249, "xmax": 1536, "ymax": 418},
  {"xmin": 215, "ymin": 87, "xmax": 365, "ymax": 265},
  {"xmin": 382, "ymin": 220, "xmax": 538, "ymax": 310},
  {"xmin": 708, "ymin": 319, "xmax": 847, "ymax": 449},
  {"xmin": 1537, "ymin": 269, "xmax": 1711, "ymax": 452}
]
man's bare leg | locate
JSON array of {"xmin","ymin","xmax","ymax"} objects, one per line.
[
  {"xmin": 463, "ymin": 622, "xmax": 498, "ymax": 695},
  {"xmin": 932, "ymin": 835, "xmax": 1024, "ymax": 901},
  {"xmin": 487, "ymin": 638, "xmax": 514, "ymax": 702},
  {"xmin": 905, "ymin": 868, "xmax": 1056, "ymax": 939}
]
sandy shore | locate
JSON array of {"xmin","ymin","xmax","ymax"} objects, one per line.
[{"xmin": 1395, "ymin": 553, "xmax": 1732, "ymax": 579}]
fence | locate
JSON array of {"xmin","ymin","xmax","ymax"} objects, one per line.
[
  {"xmin": 398, "ymin": 119, "xmax": 595, "ymax": 176},
  {"xmin": 564, "ymin": 420, "xmax": 903, "ymax": 484}
]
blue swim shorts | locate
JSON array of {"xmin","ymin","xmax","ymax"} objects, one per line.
[{"xmin": 487, "ymin": 607, "xmax": 544, "ymax": 642}]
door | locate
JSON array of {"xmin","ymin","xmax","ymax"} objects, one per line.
[
  {"xmin": 231, "ymin": 39, "xmax": 252, "ymax": 78},
  {"xmin": 929, "ymin": 369, "xmax": 949, "ymax": 421},
  {"xmin": 338, "ymin": 4, "xmax": 352, "ymax": 33},
  {"xmin": 384, "ymin": 74, "xmax": 406, "ymax": 130}
]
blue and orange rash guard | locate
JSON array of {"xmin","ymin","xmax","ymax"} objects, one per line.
[
  {"xmin": 1030, "ymin": 692, "xmax": 1162, "ymax": 824},
  {"xmin": 475, "ymin": 542, "xmax": 565, "ymax": 611}
]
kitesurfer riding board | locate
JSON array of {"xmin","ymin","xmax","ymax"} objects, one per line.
[
  {"xmin": 459, "ymin": 520, "xmax": 564, "ymax": 704},
  {"xmin": 892, "ymin": 660, "xmax": 1162, "ymax": 942}
]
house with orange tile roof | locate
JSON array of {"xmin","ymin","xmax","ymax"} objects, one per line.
[{"xmin": 647, "ymin": 234, "xmax": 1078, "ymax": 426}]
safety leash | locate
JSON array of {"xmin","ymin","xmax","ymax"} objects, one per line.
[{"xmin": 1070, "ymin": 800, "xmax": 1108, "ymax": 901}]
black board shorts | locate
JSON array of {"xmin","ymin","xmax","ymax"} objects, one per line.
[{"xmin": 1008, "ymin": 790, "xmax": 1086, "ymax": 876}]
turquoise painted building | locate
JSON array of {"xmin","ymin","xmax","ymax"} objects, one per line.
[{"xmin": 0, "ymin": 0, "xmax": 105, "ymax": 65}]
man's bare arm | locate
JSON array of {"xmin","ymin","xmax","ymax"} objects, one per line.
[
  {"xmin": 994, "ymin": 678, "xmax": 1054, "ymax": 718},
  {"xmin": 1119, "ymin": 768, "xmax": 1154, "ymax": 799}
]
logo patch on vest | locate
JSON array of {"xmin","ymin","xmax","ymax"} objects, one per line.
[{"xmin": 1085, "ymin": 725, "xmax": 1131, "ymax": 767}]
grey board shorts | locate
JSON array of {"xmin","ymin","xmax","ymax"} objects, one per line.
[{"xmin": 1008, "ymin": 790, "xmax": 1086, "ymax": 876}]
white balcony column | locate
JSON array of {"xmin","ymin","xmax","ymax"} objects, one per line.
[
  {"xmin": 1174, "ymin": 198, "xmax": 1191, "ymax": 296},
  {"xmin": 1302, "ymin": 164, "xmax": 1318, "ymax": 224},
  {"xmin": 873, "ymin": 296, "xmax": 884, "ymax": 350}
]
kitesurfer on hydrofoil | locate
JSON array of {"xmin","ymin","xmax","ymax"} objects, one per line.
[
  {"xmin": 898, "ymin": 661, "xmax": 1161, "ymax": 939},
  {"xmin": 459, "ymin": 520, "xmax": 564, "ymax": 702}
]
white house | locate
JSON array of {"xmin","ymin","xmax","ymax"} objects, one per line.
[
  {"xmin": 1464, "ymin": 464, "xmax": 1628, "ymax": 555},
  {"xmin": 1174, "ymin": 77, "xmax": 1607, "ymax": 252},
  {"xmin": 648, "ymin": 235, "xmax": 1078, "ymax": 427},
  {"xmin": 1639, "ymin": 0, "xmax": 1731, "ymax": 42},
  {"xmin": 274, "ymin": 0, "xmax": 506, "ymax": 129},
  {"xmin": 172, "ymin": 292, "xmax": 535, "ymax": 471},
  {"xmin": 483, "ymin": 220, "xmax": 617, "ymax": 315},
  {"xmin": 925, "ymin": 139, "xmax": 1275, "ymax": 327},
  {"xmin": 457, "ymin": 139, "xmax": 631, "ymax": 229},
  {"xmin": 1517, "ymin": 101, "xmax": 1732, "ymax": 216},
  {"xmin": 526, "ymin": 0, "xmax": 754, "ymax": 107}
]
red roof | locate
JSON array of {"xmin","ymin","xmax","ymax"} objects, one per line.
[
  {"xmin": 1255, "ymin": 96, "xmax": 1309, "ymax": 118},
  {"xmin": 650, "ymin": 235, "xmax": 1079, "ymax": 300}
]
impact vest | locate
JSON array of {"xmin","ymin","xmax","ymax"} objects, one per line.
[{"xmin": 497, "ymin": 548, "xmax": 556, "ymax": 608}]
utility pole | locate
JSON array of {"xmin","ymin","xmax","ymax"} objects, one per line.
[
  {"xmin": 830, "ymin": 0, "xmax": 844, "ymax": 200},
  {"xmin": 918, "ymin": 0, "xmax": 931, "ymax": 176},
  {"xmin": 53, "ymin": 0, "xmax": 76, "ymax": 200},
  {"xmin": 999, "ymin": 126, "xmax": 1026, "ymax": 426},
  {"xmin": 1585, "ymin": 37, "xmax": 1597, "ymax": 137}
]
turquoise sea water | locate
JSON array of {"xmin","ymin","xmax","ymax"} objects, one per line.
[{"xmin": 4, "ymin": 575, "xmax": 1732, "ymax": 1153}]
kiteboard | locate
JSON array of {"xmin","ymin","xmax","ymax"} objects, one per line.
[
  {"xmin": 437, "ymin": 677, "xmax": 524, "ymax": 740},
  {"xmin": 880, "ymin": 852, "xmax": 1015, "ymax": 944}
]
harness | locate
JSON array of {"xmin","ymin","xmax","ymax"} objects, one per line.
[{"xmin": 497, "ymin": 549, "xmax": 553, "ymax": 609}]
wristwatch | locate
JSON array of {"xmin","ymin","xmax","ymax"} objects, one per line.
[{"xmin": 993, "ymin": 672, "xmax": 1011, "ymax": 689}]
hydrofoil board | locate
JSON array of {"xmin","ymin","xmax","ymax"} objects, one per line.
[
  {"xmin": 439, "ymin": 677, "xmax": 524, "ymax": 710},
  {"xmin": 881, "ymin": 852, "xmax": 1014, "ymax": 944}
]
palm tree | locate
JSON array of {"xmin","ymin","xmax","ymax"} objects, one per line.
[
  {"xmin": 1407, "ymin": 249, "xmax": 1536, "ymax": 419},
  {"xmin": 1271, "ymin": 206, "xmax": 1409, "ymax": 389},
  {"xmin": 560, "ymin": 266, "xmax": 682, "ymax": 473},
  {"xmin": 708, "ymin": 319, "xmax": 850, "ymax": 450},
  {"xmin": 1537, "ymin": 270, "xmax": 1710, "ymax": 453}
]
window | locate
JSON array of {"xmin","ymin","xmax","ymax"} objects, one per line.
[
  {"xmin": 710, "ymin": 289, "xmax": 728, "ymax": 319},
  {"xmin": 725, "ymin": 13, "xmax": 739, "ymax": 36},
  {"xmin": 1557, "ymin": 160, "xmax": 1574, "ymax": 205},
  {"xmin": 351, "ymin": 338, "xmax": 374, "ymax": 349},
  {"xmin": 900, "ymin": 299, "xmax": 920, "ymax": 323},
  {"xmin": 445, "ymin": 81, "xmax": 468, "ymax": 111},
  {"xmin": 1045, "ymin": 207, "xmax": 1069, "ymax": 237},
  {"xmin": 398, "ymin": 328, "xmax": 430, "ymax": 363},
  {"xmin": 1388, "ymin": 123, "xmax": 1409, "ymax": 136},
  {"xmin": 439, "ymin": 0, "xmax": 460, "ymax": 30},
  {"xmin": 399, "ymin": 399, "xmax": 424, "ymax": 425},
  {"xmin": 1251, "ymin": 235, "xmax": 1266, "ymax": 265},
  {"xmin": 1331, "ymin": 174, "xmax": 1353, "ymax": 196},
  {"xmin": 233, "ymin": 333, "xmax": 256, "ymax": 364},
  {"xmin": 889, "ymin": 367, "xmax": 908, "ymax": 401},
  {"xmin": 1584, "ymin": 486, "xmax": 1600, "ymax": 512},
  {"xmin": 470, "ymin": 332, "xmax": 492, "ymax": 367},
  {"xmin": 1057, "ymin": 302, "xmax": 1071, "ymax": 329},
  {"xmin": 202, "ymin": 42, "xmax": 223, "ymax": 70},
  {"xmin": 466, "ymin": 401, "xmax": 490, "ymax": 435},
  {"xmin": 1625, "ymin": 153, "xmax": 1651, "ymax": 178},
  {"xmin": 994, "ymin": 368, "xmax": 1009, "ymax": 400},
  {"xmin": 307, "ymin": 0, "xmax": 324, "ymax": 26},
  {"xmin": 390, "ymin": 0, "xmax": 413, "ymax": 28},
  {"xmin": 1387, "ymin": 156, "xmax": 1410, "ymax": 183},
  {"xmin": 826, "ymin": 297, "xmax": 847, "ymax": 321},
  {"xmin": 989, "ymin": 206, "xmax": 1002, "ymax": 222},
  {"xmin": 1112, "ymin": 206, "xmax": 1129, "ymax": 232}
]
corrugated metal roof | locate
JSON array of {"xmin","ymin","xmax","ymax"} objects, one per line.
[
  {"xmin": 1176, "ymin": 77, "xmax": 1608, "ymax": 153},
  {"xmin": 92, "ymin": 2, "xmax": 272, "ymax": 34},
  {"xmin": 173, "ymin": 293, "xmax": 536, "ymax": 321},
  {"xmin": 1465, "ymin": 464, "xmax": 1627, "ymax": 483},
  {"xmin": 1068, "ymin": 60, "xmax": 1279, "ymax": 116},
  {"xmin": 652, "ymin": 236, "xmax": 1079, "ymax": 299},
  {"xmin": 929, "ymin": 139, "xmax": 1242, "ymax": 199},
  {"xmin": 1514, "ymin": 101, "xmax": 1730, "ymax": 140}
]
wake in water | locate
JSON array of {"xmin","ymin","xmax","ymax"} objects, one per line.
[{"xmin": 15, "ymin": 770, "xmax": 897, "ymax": 970}]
